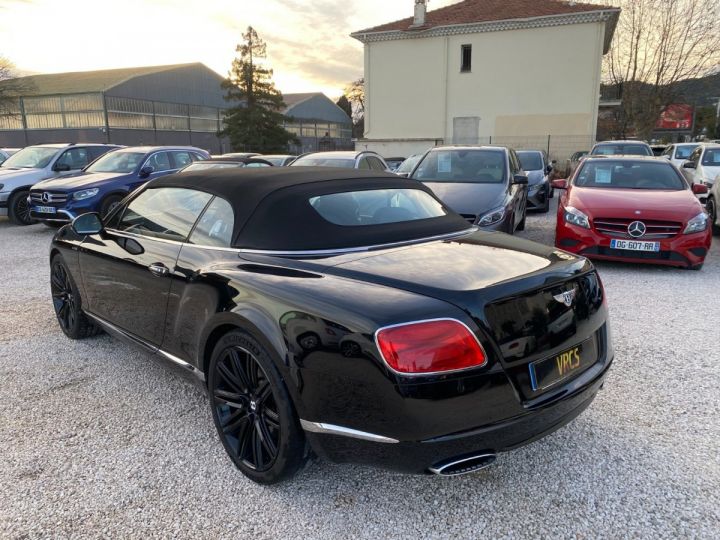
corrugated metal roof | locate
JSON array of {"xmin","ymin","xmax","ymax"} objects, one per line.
[{"xmin": 0, "ymin": 63, "xmax": 207, "ymax": 96}]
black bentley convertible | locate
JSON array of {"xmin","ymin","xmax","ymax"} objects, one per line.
[{"xmin": 49, "ymin": 167, "xmax": 613, "ymax": 483}]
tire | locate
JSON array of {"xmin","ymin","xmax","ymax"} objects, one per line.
[
  {"xmin": 208, "ymin": 330, "xmax": 308, "ymax": 484},
  {"xmin": 8, "ymin": 190, "xmax": 36, "ymax": 226},
  {"xmin": 100, "ymin": 194, "xmax": 124, "ymax": 218},
  {"xmin": 297, "ymin": 332, "xmax": 320, "ymax": 351},
  {"xmin": 688, "ymin": 263, "xmax": 704, "ymax": 271},
  {"xmin": 707, "ymin": 196, "xmax": 720, "ymax": 235},
  {"xmin": 50, "ymin": 254, "xmax": 103, "ymax": 340},
  {"xmin": 540, "ymin": 195, "xmax": 551, "ymax": 214},
  {"xmin": 517, "ymin": 209, "xmax": 526, "ymax": 231}
]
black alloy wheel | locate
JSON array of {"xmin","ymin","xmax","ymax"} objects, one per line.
[
  {"xmin": 50, "ymin": 255, "xmax": 101, "ymax": 339},
  {"xmin": 707, "ymin": 197, "xmax": 720, "ymax": 235},
  {"xmin": 209, "ymin": 331, "xmax": 307, "ymax": 484},
  {"xmin": 8, "ymin": 190, "xmax": 36, "ymax": 226}
]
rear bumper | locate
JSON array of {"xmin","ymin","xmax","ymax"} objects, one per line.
[
  {"xmin": 556, "ymin": 222, "xmax": 712, "ymax": 268},
  {"xmin": 303, "ymin": 355, "xmax": 612, "ymax": 474}
]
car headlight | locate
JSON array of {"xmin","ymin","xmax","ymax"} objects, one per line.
[
  {"xmin": 683, "ymin": 212, "xmax": 708, "ymax": 234},
  {"xmin": 528, "ymin": 184, "xmax": 541, "ymax": 195},
  {"xmin": 477, "ymin": 207, "xmax": 506, "ymax": 226},
  {"xmin": 564, "ymin": 206, "xmax": 590, "ymax": 229},
  {"xmin": 73, "ymin": 188, "xmax": 99, "ymax": 201}
]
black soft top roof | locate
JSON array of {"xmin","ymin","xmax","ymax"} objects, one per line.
[{"xmin": 148, "ymin": 167, "xmax": 471, "ymax": 251}]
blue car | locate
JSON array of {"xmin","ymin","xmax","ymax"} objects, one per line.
[{"xmin": 29, "ymin": 146, "xmax": 209, "ymax": 224}]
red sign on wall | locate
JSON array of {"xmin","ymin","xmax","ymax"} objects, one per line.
[{"xmin": 656, "ymin": 104, "xmax": 694, "ymax": 130}]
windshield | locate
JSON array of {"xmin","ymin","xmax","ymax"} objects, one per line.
[
  {"xmin": 701, "ymin": 148, "xmax": 720, "ymax": 166},
  {"xmin": 517, "ymin": 151, "xmax": 543, "ymax": 171},
  {"xmin": 674, "ymin": 145, "xmax": 698, "ymax": 159},
  {"xmin": 1, "ymin": 146, "xmax": 59, "ymax": 169},
  {"xmin": 396, "ymin": 154, "xmax": 422, "ymax": 174},
  {"xmin": 575, "ymin": 160, "xmax": 686, "ymax": 190},
  {"xmin": 412, "ymin": 149, "xmax": 506, "ymax": 183},
  {"xmin": 591, "ymin": 144, "xmax": 652, "ymax": 156},
  {"xmin": 291, "ymin": 157, "xmax": 355, "ymax": 168},
  {"xmin": 86, "ymin": 151, "xmax": 144, "ymax": 173}
]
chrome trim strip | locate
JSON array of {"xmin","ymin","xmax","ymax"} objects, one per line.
[
  {"xmin": 373, "ymin": 317, "xmax": 488, "ymax": 377},
  {"xmin": 84, "ymin": 312, "xmax": 205, "ymax": 381},
  {"xmin": 299, "ymin": 420, "xmax": 399, "ymax": 444},
  {"xmin": 428, "ymin": 453, "xmax": 497, "ymax": 476},
  {"xmin": 236, "ymin": 228, "xmax": 477, "ymax": 257}
]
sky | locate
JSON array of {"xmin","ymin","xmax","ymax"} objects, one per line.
[{"xmin": 0, "ymin": 0, "xmax": 458, "ymax": 98}]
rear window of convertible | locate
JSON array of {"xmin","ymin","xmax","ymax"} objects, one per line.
[{"xmin": 309, "ymin": 189, "xmax": 448, "ymax": 226}]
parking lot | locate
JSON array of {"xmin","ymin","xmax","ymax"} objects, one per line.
[{"xmin": 1, "ymin": 202, "xmax": 718, "ymax": 539}]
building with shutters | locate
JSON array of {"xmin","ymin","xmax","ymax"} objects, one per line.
[{"xmin": 351, "ymin": 0, "xmax": 620, "ymax": 158}]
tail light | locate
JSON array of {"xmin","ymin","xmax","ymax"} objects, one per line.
[{"xmin": 375, "ymin": 319, "xmax": 487, "ymax": 375}]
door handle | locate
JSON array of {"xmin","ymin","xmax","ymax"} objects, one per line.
[{"xmin": 148, "ymin": 263, "xmax": 170, "ymax": 277}]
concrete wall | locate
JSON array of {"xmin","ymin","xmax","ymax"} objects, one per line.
[{"xmin": 361, "ymin": 21, "xmax": 605, "ymax": 157}]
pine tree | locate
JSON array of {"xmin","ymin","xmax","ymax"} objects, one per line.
[{"xmin": 221, "ymin": 27, "xmax": 298, "ymax": 152}]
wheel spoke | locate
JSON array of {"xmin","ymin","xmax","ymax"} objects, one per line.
[
  {"xmin": 256, "ymin": 382, "xmax": 272, "ymax": 405},
  {"xmin": 222, "ymin": 410, "xmax": 250, "ymax": 435},
  {"xmin": 217, "ymin": 361, "xmax": 246, "ymax": 395},
  {"xmin": 256, "ymin": 418, "xmax": 278, "ymax": 458},
  {"xmin": 263, "ymin": 407, "xmax": 280, "ymax": 428},
  {"xmin": 250, "ymin": 424, "xmax": 264, "ymax": 469},
  {"xmin": 235, "ymin": 415, "xmax": 252, "ymax": 460},
  {"xmin": 228, "ymin": 349, "xmax": 253, "ymax": 391},
  {"xmin": 213, "ymin": 388, "xmax": 245, "ymax": 408}
]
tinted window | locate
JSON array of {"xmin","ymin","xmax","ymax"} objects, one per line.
[
  {"xmin": 87, "ymin": 146, "xmax": 113, "ymax": 162},
  {"xmin": 591, "ymin": 144, "xmax": 652, "ymax": 156},
  {"xmin": 701, "ymin": 148, "xmax": 720, "ymax": 166},
  {"xmin": 87, "ymin": 151, "xmax": 145, "ymax": 173},
  {"xmin": 291, "ymin": 157, "xmax": 355, "ymax": 168},
  {"xmin": 396, "ymin": 154, "xmax": 422, "ymax": 174},
  {"xmin": 144, "ymin": 152, "xmax": 172, "ymax": 172},
  {"xmin": 172, "ymin": 151, "xmax": 193, "ymax": 169},
  {"xmin": 358, "ymin": 158, "xmax": 371, "ymax": 170},
  {"xmin": 517, "ymin": 152, "xmax": 544, "ymax": 171},
  {"xmin": 575, "ymin": 161, "xmax": 685, "ymax": 190},
  {"xmin": 116, "ymin": 188, "xmax": 212, "ymax": 241},
  {"xmin": 310, "ymin": 189, "xmax": 448, "ymax": 226},
  {"xmin": 56, "ymin": 148, "xmax": 90, "ymax": 169},
  {"xmin": 190, "ymin": 197, "xmax": 234, "ymax": 247},
  {"xmin": 368, "ymin": 157, "xmax": 386, "ymax": 171},
  {"xmin": 675, "ymin": 145, "xmax": 698, "ymax": 159},
  {"xmin": 413, "ymin": 149, "xmax": 506, "ymax": 184}
]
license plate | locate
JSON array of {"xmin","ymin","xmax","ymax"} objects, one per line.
[
  {"xmin": 32, "ymin": 206, "xmax": 56, "ymax": 214},
  {"xmin": 529, "ymin": 338, "xmax": 597, "ymax": 392},
  {"xmin": 610, "ymin": 239, "xmax": 659, "ymax": 252}
]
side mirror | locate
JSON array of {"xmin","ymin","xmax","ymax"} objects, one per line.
[
  {"xmin": 71, "ymin": 212, "xmax": 103, "ymax": 235},
  {"xmin": 692, "ymin": 183, "xmax": 708, "ymax": 195},
  {"xmin": 139, "ymin": 165, "xmax": 154, "ymax": 179},
  {"xmin": 683, "ymin": 161, "xmax": 696, "ymax": 169},
  {"xmin": 54, "ymin": 163, "xmax": 71, "ymax": 172},
  {"xmin": 551, "ymin": 179, "xmax": 568, "ymax": 190},
  {"xmin": 513, "ymin": 174, "xmax": 529, "ymax": 185}
]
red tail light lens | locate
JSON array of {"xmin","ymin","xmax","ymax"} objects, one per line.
[{"xmin": 375, "ymin": 319, "xmax": 487, "ymax": 375}]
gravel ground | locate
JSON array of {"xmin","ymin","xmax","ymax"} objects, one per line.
[{"xmin": 1, "ymin": 203, "xmax": 719, "ymax": 539}]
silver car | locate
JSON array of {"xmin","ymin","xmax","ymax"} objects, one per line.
[{"xmin": 0, "ymin": 143, "xmax": 120, "ymax": 225}]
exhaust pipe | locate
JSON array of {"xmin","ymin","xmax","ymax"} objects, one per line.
[{"xmin": 428, "ymin": 452, "xmax": 497, "ymax": 476}]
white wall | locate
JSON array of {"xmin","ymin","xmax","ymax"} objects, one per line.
[{"xmin": 361, "ymin": 21, "xmax": 606, "ymax": 157}]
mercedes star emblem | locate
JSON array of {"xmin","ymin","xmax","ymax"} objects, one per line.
[
  {"xmin": 628, "ymin": 221, "xmax": 647, "ymax": 238},
  {"xmin": 41, "ymin": 192, "xmax": 50, "ymax": 203}
]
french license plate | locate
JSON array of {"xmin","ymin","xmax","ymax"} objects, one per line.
[
  {"xmin": 610, "ymin": 239, "xmax": 659, "ymax": 252},
  {"xmin": 529, "ymin": 338, "xmax": 597, "ymax": 392},
  {"xmin": 32, "ymin": 206, "xmax": 56, "ymax": 214}
]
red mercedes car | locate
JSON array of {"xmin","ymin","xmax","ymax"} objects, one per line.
[{"xmin": 553, "ymin": 156, "xmax": 711, "ymax": 269}]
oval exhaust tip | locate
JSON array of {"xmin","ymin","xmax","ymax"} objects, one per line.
[{"xmin": 428, "ymin": 453, "xmax": 497, "ymax": 476}]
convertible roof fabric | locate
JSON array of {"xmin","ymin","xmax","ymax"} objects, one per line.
[{"xmin": 149, "ymin": 167, "xmax": 471, "ymax": 251}]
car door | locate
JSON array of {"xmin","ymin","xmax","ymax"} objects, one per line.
[
  {"xmin": 682, "ymin": 147, "xmax": 701, "ymax": 185},
  {"xmin": 78, "ymin": 186, "xmax": 213, "ymax": 346},
  {"xmin": 138, "ymin": 151, "xmax": 175, "ymax": 186},
  {"xmin": 508, "ymin": 150, "xmax": 526, "ymax": 229},
  {"xmin": 51, "ymin": 147, "xmax": 93, "ymax": 178}
]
